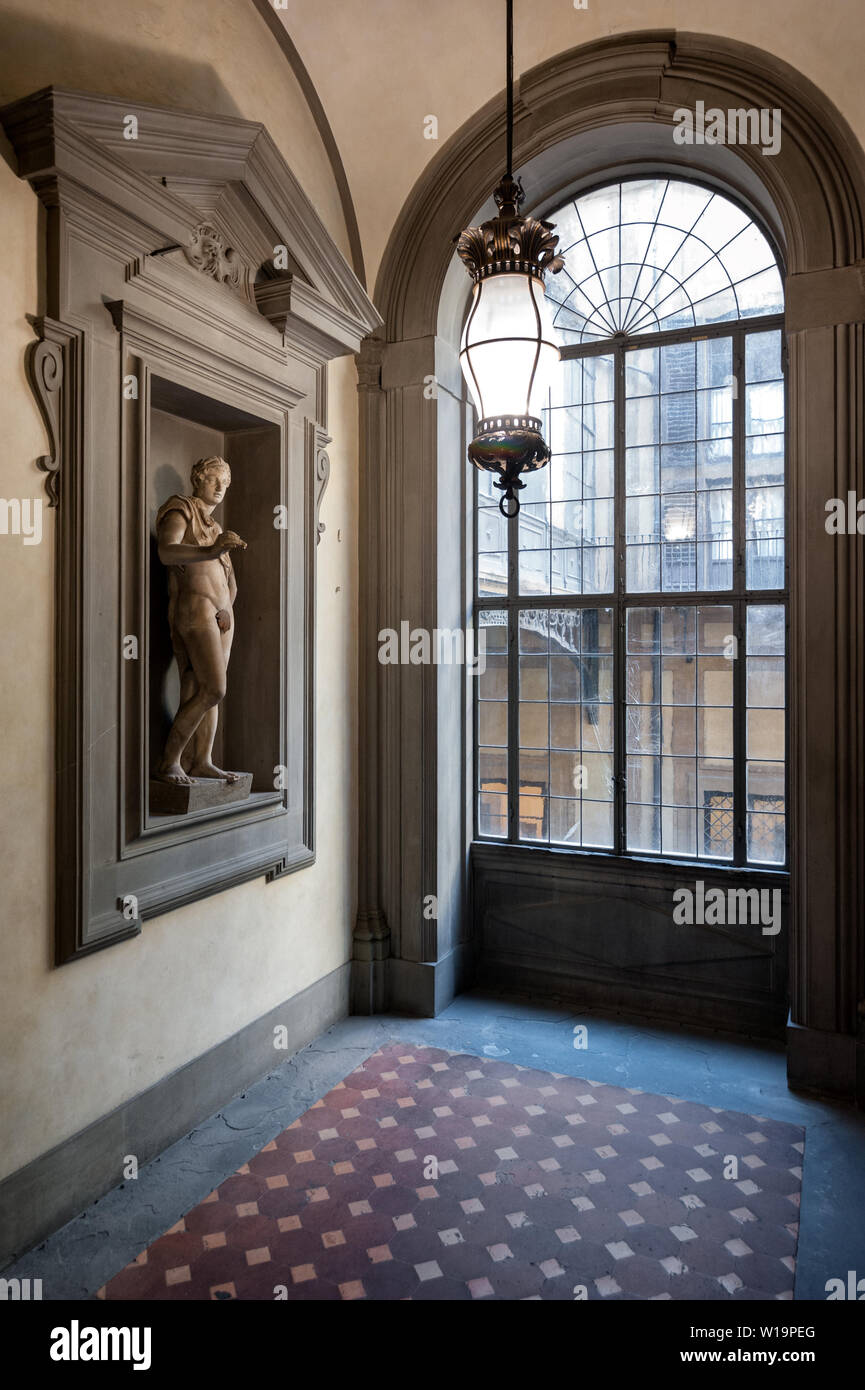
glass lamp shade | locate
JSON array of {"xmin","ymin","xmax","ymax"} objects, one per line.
[{"xmin": 459, "ymin": 271, "xmax": 560, "ymax": 429}]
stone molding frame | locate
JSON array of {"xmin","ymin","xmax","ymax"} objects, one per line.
[
  {"xmin": 2, "ymin": 87, "xmax": 381, "ymax": 964},
  {"xmin": 355, "ymin": 31, "xmax": 865, "ymax": 1099}
]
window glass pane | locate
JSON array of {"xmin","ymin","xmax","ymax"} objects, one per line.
[
  {"xmin": 746, "ymin": 604, "xmax": 785, "ymax": 656},
  {"xmin": 746, "ymin": 433, "xmax": 783, "ymax": 488},
  {"xmin": 515, "ymin": 607, "xmax": 614, "ymax": 848},
  {"xmin": 745, "ymin": 331, "xmax": 784, "ymax": 589},
  {"xmin": 478, "ymin": 745, "xmax": 508, "ymax": 838},
  {"xmin": 745, "ymin": 330, "xmax": 782, "ymax": 383},
  {"xmin": 520, "ymin": 701, "xmax": 548, "ymax": 747},
  {"xmin": 662, "ymin": 606, "xmax": 696, "ymax": 655},
  {"xmin": 478, "ymin": 609, "xmax": 507, "ymax": 652},
  {"xmin": 549, "ymin": 500, "xmax": 580, "ymax": 548},
  {"xmin": 476, "ymin": 180, "xmax": 786, "ymax": 863},
  {"xmin": 661, "ymin": 340, "xmax": 696, "ymax": 393},
  {"xmin": 736, "ymin": 266, "xmax": 784, "ymax": 317},
  {"xmin": 479, "ymin": 701, "xmax": 507, "ymax": 746},
  {"xmin": 550, "ymin": 798, "xmax": 580, "ymax": 845},
  {"xmin": 626, "ymin": 347, "xmax": 658, "ymax": 396},
  {"xmin": 626, "ymin": 336, "xmax": 734, "ymax": 595},
  {"xmin": 626, "ymin": 395, "xmax": 659, "ymax": 445},
  {"xmin": 583, "ymin": 449, "xmax": 614, "ymax": 498},
  {"xmin": 476, "ymin": 612, "xmax": 509, "ymax": 836},
  {"xmin": 626, "ymin": 605, "xmax": 736, "ymax": 857},
  {"xmin": 551, "ymin": 548, "xmax": 582, "ymax": 596},
  {"xmin": 661, "ymin": 392, "xmax": 695, "ymax": 444},
  {"xmin": 477, "ymin": 499, "xmax": 508, "ymax": 596},
  {"xmin": 478, "ymin": 651, "xmax": 507, "ymax": 701},
  {"xmin": 547, "ymin": 454, "xmax": 581, "ymax": 503},
  {"xmin": 521, "ymin": 357, "xmax": 615, "ymax": 597},
  {"xmin": 628, "ymin": 803, "xmax": 660, "ymax": 853},
  {"xmin": 699, "ymin": 765, "xmax": 734, "ymax": 860},
  {"xmin": 519, "ymin": 549, "xmax": 550, "ymax": 596},
  {"xmin": 551, "ymin": 179, "xmax": 781, "ymax": 342},
  {"xmin": 697, "ymin": 438, "xmax": 732, "ymax": 490},
  {"xmin": 627, "ymin": 606, "xmax": 660, "ymax": 654},
  {"xmin": 663, "ymin": 705, "xmax": 696, "ymax": 754},
  {"xmin": 696, "ymin": 337, "xmax": 732, "ymax": 389},
  {"xmin": 746, "ymin": 604, "xmax": 786, "ymax": 864},
  {"xmin": 662, "ymin": 656, "xmax": 696, "ymax": 706},
  {"xmin": 661, "ymin": 444, "xmax": 695, "ymax": 494},
  {"xmin": 626, "ymin": 445, "xmax": 658, "ymax": 495}
]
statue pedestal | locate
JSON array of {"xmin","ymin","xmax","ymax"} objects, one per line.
[{"xmin": 149, "ymin": 772, "xmax": 253, "ymax": 816}]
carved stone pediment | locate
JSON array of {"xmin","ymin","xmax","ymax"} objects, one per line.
[{"xmin": 1, "ymin": 86, "xmax": 382, "ymax": 356}]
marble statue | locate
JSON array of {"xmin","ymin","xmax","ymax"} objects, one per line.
[{"xmin": 154, "ymin": 455, "xmax": 248, "ymax": 789}]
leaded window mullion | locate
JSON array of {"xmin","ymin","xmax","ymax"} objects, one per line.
[
  {"xmin": 473, "ymin": 177, "xmax": 787, "ymax": 868},
  {"xmin": 614, "ymin": 340, "xmax": 627, "ymax": 854}
]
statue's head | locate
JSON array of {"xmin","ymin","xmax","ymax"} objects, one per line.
[{"xmin": 191, "ymin": 456, "xmax": 231, "ymax": 506}]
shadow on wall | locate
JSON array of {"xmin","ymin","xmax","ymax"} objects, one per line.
[{"xmin": 0, "ymin": 11, "xmax": 243, "ymax": 129}]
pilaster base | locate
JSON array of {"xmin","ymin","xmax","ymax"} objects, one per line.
[{"xmin": 787, "ymin": 1017, "xmax": 865, "ymax": 1106}]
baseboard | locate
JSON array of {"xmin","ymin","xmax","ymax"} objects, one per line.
[
  {"xmin": 786, "ymin": 1017, "xmax": 865, "ymax": 1105},
  {"xmin": 0, "ymin": 962, "xmax": 351, "ymax": 1270},
  {"xmin": 385, "ymin": 943, "xmax": 476, "ymax": 1016},
  {"xmin": 477, "ymin": 956, "xmax": 787, "ymax": 1040}
]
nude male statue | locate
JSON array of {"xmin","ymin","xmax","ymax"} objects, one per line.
[{"xmin": 154, "ymin": 456, "xmax": 247, "ymax": 787}]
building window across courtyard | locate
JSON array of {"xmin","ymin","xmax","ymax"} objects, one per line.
[{"xmin": 474, "ymin": 177, "xmax": 787, "ymax": 866}]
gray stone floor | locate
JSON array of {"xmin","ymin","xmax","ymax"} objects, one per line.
[{"xmin": 7, "ymin": 988, "xmax": 864, "ymax": 1301}]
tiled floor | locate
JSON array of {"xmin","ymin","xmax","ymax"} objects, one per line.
[
  {"xmin": 99, "ymin": 1042, "xmax": 803, "ymax": 1301},
  {"xmin": 6, "ymin": 990, "xmax": 865, "ymax": 1300}
]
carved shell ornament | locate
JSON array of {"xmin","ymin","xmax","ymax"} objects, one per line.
[{"xmin": 182, "ymin": 222, "xmax": 244, "ymax": 289}]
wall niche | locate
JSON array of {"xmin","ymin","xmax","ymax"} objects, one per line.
[
  {"xmin": 1, "ymin": 87, "xmax": 381, "ymax": 963},
  {"xmin": 146, "ymin": 380, "xmax": 282, "ymax": 826}
]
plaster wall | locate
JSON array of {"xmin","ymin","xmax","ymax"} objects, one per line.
[{"xmin": 0, "ymin": 0, "xmax": 358, "ymax": 1180}]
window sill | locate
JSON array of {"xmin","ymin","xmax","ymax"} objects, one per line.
[{"xmin": 470, "ymin": 837, "xmax": 789, "ymax": 883}]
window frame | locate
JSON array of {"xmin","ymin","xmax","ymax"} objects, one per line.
[{"xmin": 473, "ymin": 275, "xmax": 789, "ymax": 870}]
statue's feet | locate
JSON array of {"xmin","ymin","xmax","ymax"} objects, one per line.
[
  {"xmin": 155, "ymin": 762, "xmax": 194, "ymax": 786},
  {"xmin": 187, "ymin": 761, "xmax": 242, "ymax": 784}
]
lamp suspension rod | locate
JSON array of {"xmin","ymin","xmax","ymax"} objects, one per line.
[{"xmin": 506, "ymin": 0, "xmax": 514, "ymax": 177}]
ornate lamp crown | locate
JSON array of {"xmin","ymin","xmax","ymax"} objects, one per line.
[{"xmin": 457, "ymin": 173, "xmax": 565, "ymax": 284}]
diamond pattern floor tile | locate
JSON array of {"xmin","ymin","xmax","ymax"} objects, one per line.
[{"xmin": 99, "ymin": 1043, "xmax": 804, "ymax": 1301}]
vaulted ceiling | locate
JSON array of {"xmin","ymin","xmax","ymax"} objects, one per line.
[{"xmin": 274, "ymin": 0, "xmax": 862, "ymax": 292}]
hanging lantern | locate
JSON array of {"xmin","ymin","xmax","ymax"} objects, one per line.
[{"xmin": 456, "ymin": 3, "xmax": 565, "ymax": 517}]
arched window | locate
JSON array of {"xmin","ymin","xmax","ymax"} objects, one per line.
[{"xmin": 475, "ymin": 177, "xmax": 786, "ymax": 866}]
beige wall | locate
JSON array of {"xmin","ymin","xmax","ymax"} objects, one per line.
[
  {"xmin": 2, "ymin": 0, "xmax": 861, "ymax": 1184},
  {"xmin": 0, "ymin": 0, "xmax": 358, "ymax": 1179},
  {"xmin": 277, "ymin": 0, "xmax": 865, "ymax": 289}
]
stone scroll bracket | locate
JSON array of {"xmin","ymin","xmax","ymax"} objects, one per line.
[
  {"xmin": 23, "ymin": 314, "xmax": 92, "ymax": 963},
  {"xmin": 314, "ymin": 425, "xmax": 331, "ymax": 545},
  {"xmin": 25, "ymin": 316, "xmax": 81, "ymax": 508}
]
